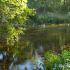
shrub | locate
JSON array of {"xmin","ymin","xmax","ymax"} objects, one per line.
[{"xmin": 44, "ymin": 51, "xmax": 61, "ymax": 70}]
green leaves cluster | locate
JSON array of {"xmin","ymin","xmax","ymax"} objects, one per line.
[
  {"xmin": 0, "ymin": 0, "xmax": 35, "ymax": 59},
  {"xmin": 44, "ymin": 50, "xmax": 70, "ymax": 70}
]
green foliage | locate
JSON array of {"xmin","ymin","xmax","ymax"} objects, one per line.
[
  {"xmin": 0, "ymin": 0, "xmax": 70, "ymax": 65},
  {"xmin": 0, "ymin": 0, "xmax": 34, "ymax": 45},
  {"xmin": 27, "ymin": 0, "xmax": 70, "ymax": 25},
  {"xmin": 0, "ymin": 0, "xmax": 35, "ymax": 61},
  {"xmin": 44, "ymin": 51, "xmax": 61, "ymax": 70},
  {"xmin": 61, "ymin": 50, "xmax": 70, "ymax": 61},
  {"xmin": 44, "ymin": 50, "xmax": 70, "ymax": 70},
  {"xmin": 60, "ymin": 50, "xmax": 70, "ymax": 70}
]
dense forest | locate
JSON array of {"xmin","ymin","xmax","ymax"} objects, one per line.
[{"xmin": 0, "ymin": 0, "xmax": 70, "ymax": 70}]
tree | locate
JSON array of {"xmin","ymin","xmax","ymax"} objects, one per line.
[
  {"xmin": 27, "ymin": 0, "xmax": 70, "ymax": 26},
  {"xmin": 0, "ymin": 0, "xmax": 35, "ymax": 69}
]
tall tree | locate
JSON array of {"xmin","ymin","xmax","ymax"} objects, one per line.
[
  {"xmin": 0, "ymin": 0, "xmax": 34, "ymax": 68},
  {"xmin": 27, "ymin": 0, "xmax": 70, "ymax": 26}
]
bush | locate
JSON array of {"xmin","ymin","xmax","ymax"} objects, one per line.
[
  {"xmin": 44, "ymin": 50, "xmax": 70, "ymax": 70},
  {"xmin": 44, "ymin": 51, "xmax": 61, "ymax": 70},
  {"xmin": 61, "ymin": 50, "xmax": 70, "ymax": 60}
]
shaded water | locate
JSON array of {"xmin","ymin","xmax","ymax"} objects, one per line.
[
  {"xmin": 9, "ymin": 49, "xmax": 46, "ymax": 70},
  {"xmin": 16, "ymin": 60, "xmax": 34, "ymax": 70}
]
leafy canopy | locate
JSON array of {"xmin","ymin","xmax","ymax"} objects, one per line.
[{"xmin": 0, "ymin": 0, "xmax": 35, "ymax": 52}]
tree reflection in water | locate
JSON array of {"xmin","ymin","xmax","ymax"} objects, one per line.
[{"xmin": 9, "ymin": 48, "xmax": 46, "ymax": 70}]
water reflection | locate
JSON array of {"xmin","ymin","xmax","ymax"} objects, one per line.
[
  {"xmin": 16, "ymin": 60, "xmax": 34, "ymax": 70},
  {"xmin": 0, "ymin": 53, "xmax": 3, "ymax": 60},
  {"xmin": 9, "ymin": 60, "xmax": 34, "ymax": 70},
  {"xmin": 34, "ymin": 50, "xmax": 46, "ymax": 70},
  {"xmin": 9, "ymin": 56, "xmax": 46, "ymax": 70},
  {"xmin": 9, "ymin": 48, "xmax": 46, "ymax": 70}
]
